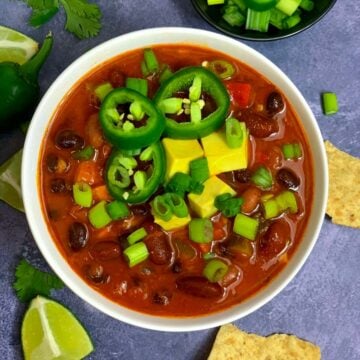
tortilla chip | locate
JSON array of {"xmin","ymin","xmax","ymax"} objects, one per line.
[
  {"xmin": 325, "ymin": 141, "xmax": 360, "ymax": 228},
  {"xmin": 207, "ymin": 324, "xmax": 321, "ymax": 360}
]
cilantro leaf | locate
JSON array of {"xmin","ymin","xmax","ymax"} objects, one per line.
[
  {"xmin": 13, "ymin": 259, "xmax": 64, "ymax": 302},
  {"xmin": 60, "ymin": 0, "xmax": 102, "ymax": 39},
  {"xmin": 25, "ymin": 0, "xmax": 60, "ymax": 27},
  {"xmin": 22, "ymin": 0, "xmax": 102, "ymax": 39}
]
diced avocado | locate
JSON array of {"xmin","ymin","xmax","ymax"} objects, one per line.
[
  {"xmin": 162, "ymin": 138, "xmax": 204, "ymax": 181},
  {"xmin": 201, "ymin": 127, "xmax": 248, "ymax": 175},
  {"xmin": 188, "ymin": 176, "xmax": 236, "ymax": 218},
  {"xmin": 154, "ymin": 213, "xmax": 191, "ymax": 231}
]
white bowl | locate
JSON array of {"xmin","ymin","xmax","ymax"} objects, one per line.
[{"xmin": 22, "ymin": 27, "xmax": 328, "ymax": 332}]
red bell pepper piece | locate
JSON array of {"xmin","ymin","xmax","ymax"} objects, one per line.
[{"xmin": 227, "ymin": 82, "xmax": 252, "ymax": 108}]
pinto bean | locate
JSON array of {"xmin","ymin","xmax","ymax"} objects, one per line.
[
  {"xmin": 55, "ymin": 130, "xmax": 84, "ymax": 150},
  {"xmin": 245, "ymin": 113, "xmax": 279, "ymax": 138},
  {"xmin": 276, "ymin": 168, "xmax": 300, "ymax": 190},
  {"xmin": 241, "ymin": 187, "xmax": 262, "ymax": 214},
  {"xmin": 266, "ymin": 92, "xmax": 285, "ymax": 115},
  {"xmin": 68, "ymin": 222, "xmax": 88, "ymax": 251},
  {"xmin": 176, "ymin": 276, "xmax": 223, "ymax": 298},
  {"xmin": 145, "ymin": 232, "xmax": 172, "ymax": 265},
  {"xmin": 90, "ymin": 241, "xmax": 121, "ymax": 261}
]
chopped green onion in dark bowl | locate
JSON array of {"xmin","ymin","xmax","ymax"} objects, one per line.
[{"xmin": 191, "ymin": 0, "xmax": 337, "ymax": 41}]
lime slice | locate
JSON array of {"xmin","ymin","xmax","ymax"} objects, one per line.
[
  {"xmin": 21, "ymin": 296, "xmax": 94, "ymax": 360},
  {"xmin": 0, "ymin": 25, "xmax": 38, "ymax": 64}
]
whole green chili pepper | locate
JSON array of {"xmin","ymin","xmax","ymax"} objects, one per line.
[{"xmin": 0, "ymin": 33, "xmax": 53, "ymax": 131}]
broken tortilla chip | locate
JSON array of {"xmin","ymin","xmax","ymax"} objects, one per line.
[
  {"xmin": 325, "ymin": 140, "xmax": 360, "ymax": 228},
  {"xmin": 207, "ymin": 324, "xmax": 321, "ymax": 360}
]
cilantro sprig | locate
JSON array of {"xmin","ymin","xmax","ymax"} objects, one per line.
[
  {"xmin": 23, "ymin": 0, "xmax": 102, "ymax": 39},
  {"xmin": 13, "ymin": 259, "xmax": 64, "ymax": 302}
]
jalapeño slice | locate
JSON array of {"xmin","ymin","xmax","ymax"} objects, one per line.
[{"xmin": 154, "ymin": 66, "xmax": 230, "ymax": 139}]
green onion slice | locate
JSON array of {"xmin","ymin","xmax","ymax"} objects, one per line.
[
  {"xmin": 322, "ymin": 92, "xmax": 339, "ymax": 116},
  {"xmin": 127, "ymin": 227, "xmax": 148, "ymax": 245},
  {"xmin": 189, "ymin": 157, "xmax": 210, "ymax": 184},
  {"xmin": 233, "ymin": 213, "xmax": 259, "ymax": 240},
  {"xmin": 73, "ymin": 182, "xmax": 92, "ymax": 208},
  {"xmin": 203, "ymin": 259, "xmax": 229, "ymax": 282},
  {"xmin": 125, "ymin": 77, "xmax": 148, "ymax": 97},
  {"xmin": 123, "ymin": 242, "xmax": 149, "ymax": 267},
  {"xmin": 164, "ymin": 193, "xmax": 189, "ymax": 218},
  {"xmin": 189, "ymin": 218, "xmax": 214, "ymax": 243},
  {"xmin": 88, "ymin": 201, "xmax": 112, "ymax": 229},
  {"xmin": 225, "ymin": 118, "xmax": 245, "ymax": 149},
  {"xmin": 152, "ymin": 195, "xmax": 173, "ymax": 221},
  {"xmin": 72, "ymin": 146, "xmax": 95, "ymax": 161},
  {"xmin": 106, "ymin": 200, "xmax": 129, "ymax": 220},
  {"xmin": 251, "ymin": 166, "xmax": 273, "ymax": 189},
  {"xmin": 94, "ymin": 82, "xmax": 113, "ymax": 102}
]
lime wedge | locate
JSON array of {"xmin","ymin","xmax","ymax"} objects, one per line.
[
  {"xmin": 0, "ymin": 25, "xmax": 38, "ymax": 64},
  {"xmin": 21, "ymin": 296, "xmax": 94, "ymax": 360}
]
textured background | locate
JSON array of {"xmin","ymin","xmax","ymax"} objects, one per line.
[{"xmin": 0, "ymin": 1, "xmax": 359, "ymax": 359}]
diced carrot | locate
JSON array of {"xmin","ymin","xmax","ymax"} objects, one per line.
[
  {"xmin": 74, "ymin": 160, "xmax": 102, "ymax": 185},
  {"xmin": 86, "ymin": 113, "xmax": 104, "ymax": 148},
  {"xmin": 92, "ymin": 184, "xmax": 112, "ymax": 202},
  {"xmin": 197, "ymin": 243, "xmax": 211, "ymax": 253}
]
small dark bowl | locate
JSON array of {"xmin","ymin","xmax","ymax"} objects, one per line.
[{"xmin": 191, "ymin": 0, "xmax": 337, "ymax": 41}]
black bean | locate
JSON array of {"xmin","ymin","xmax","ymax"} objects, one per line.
[
  {"xmin": 130, "ymin": 204, "xmax": 150, "ymax": 217},
  {"xmin": 50, "ymin": 178, "xmax": 68, "ymax": 193},
  {"xmin": 276, "ymin": 168, "xmax": 300, "ymax": 190},
  {"xmin": 86, "ymin": 263, "xmax": 108, "ymax": 284},
  {"xmin": 233, "ymin": 169, "xmax": 252, "ymax": 183},
  {"xmin": 266, "ymin": 92, "xmax": 285, "ymax": 115},
  {"xmin": 68, "ymin": 222, "xmax": 88, "ymax": 251},
  {"xmin": 152, "ymin": 290, "xmax": 172, "ymax": 305},
  {"xmin": 55, "ymin": 130, "xmax": 84, "ymax": 150},
  {"xmin": 45, "ymin": 154, "xmax": 68, "ymax": 174}
]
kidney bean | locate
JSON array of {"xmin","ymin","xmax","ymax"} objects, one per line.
[
  {"xmin": 109, "ymin": 70, "xmax": 125, "ymax": 88},
  {"xmin": 241, "ymin": 187, "xmax": 262, "ymax": 214},
  {"xmin": 55, "ymin": 130, "xmax": 84, "ymax": 150},
  {"xmin": 245, "ymin": 113, "xmax": 279, "ymax": 138},
  {"xmin": 276, "ymin": 168, "xmax": 300, "ymax": 190},
  {"xmin": 50, "ymin": 178, "xmax": 69, "ymax": 193},
  {"xmin": 68, "ymin": 222, "xmax": 88, "ymax": 251},
  {"xmin": 259, "ymin": 220, "xmax": 290, "ymax": 259},
  {"xmin": 145, "ymin": 232, "xmax": 172, "ymax": 265},
  {"xmin": 86, "ymin": 263, "xmax": 107, "ymax": 283},
  {"xmin": 152, "ymin": 290, "xmax": 172, "ymax": 305},
  {"xmin": 90, "ymin": 241, "xmax": 121, "ymax": 261},
  {"xmin": 266, "ymin": 91, "xmax": 285, "ymax": 115},
  {"xmin": 176, "ymin": 276, "xmax": 223, "ymax": 298},
  {"xmin": 233, "ymin": 169, "xmax": 252, "ymax": 183}
]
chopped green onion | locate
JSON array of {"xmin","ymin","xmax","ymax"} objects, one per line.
[
  {"xmin": 223, "ymin": 9, "xmax": 246, "ymax": 27},
  {"xmin": 203, "ymin": 252, "xmax": 216, "ymax": 260},
  {"xmin": 246, "ymin": 8, "xmax": 271, "ymax": 32},
  {"xmin": 94, "ymin": 82, "xmax": 113, "ymax": 102},
  {"xmin": 225, "ymin": 118, "xmax": 245, "ymax": 148},
  {"xmin": 207, "ymin": 0, "xmax": 225, "ymax": 5},
  {"xmin": 127, "ymin": 227, "xmax": 148, "ymax": 245},
  {"xmin": 189, "ymin": 218, "xmax": 213, "ymax": 243},
  {"xmin": 144, "ymin": 48, "xmax": 159, "ymax": 73},
  {"xmin": 282, "ymin": 143, "xmax": 302, "ymax": 160},
  {"xmin": 189, "ymin": 158, "xmax": 210, "ymax": 184},
  {"xmin": 159, "ymin": 98, "xmax": 183, "ymax": 114},
  {"xmin": 72, "ymin": 146, "xmax": 95, "ymax": 161},
  {"xmin": 215, "ymin": 193, "xmax": 243, "ymax": 217},
  {"xmin": 276, "ymin": 0, "xmax": 301, "ymax": 16},
  {"xmin": 244, "ymin": 0, "xmax": 277, "ymax": 11},
  {"xmin": 233, "ymin": 213, "xmax": 259, "ymax": 240},
  {"xmin": 141, "ymin": 61, "xmax": 150, "ymax": 77},
  {"xmin": 164, "ymin": 193, "xmax": 189, "ymax": 218},
  {"xmin": 125, "ymin": 77, "xmax": 148, "ymax": 97},
  {"xmin": 129, "ymin": 101, "xmax": 145, "ymax": 121},
  {"xmin": 139, "ymin": 146, "xmax": 153, "ymax": 161},
  {"xmin": 190, "ymin": 181, "xmax": 204, "ymax": 195},
  {"xmin": 73, "ymin": 182, "xmax": 92, "ymax": 208},
  {"xmin": 159, "ymin": 65, "xmax": 173, "ymax": 83},
  {"xmin": 107, "ymin": 164, "xmax": 130, "ymax": 188},
  {"xmin": 208, "ymin": 60, "xmax": 235, "ymax": 79},
  {"xmin": 88, "ymin": 201, "xmax": 112, "ymax": 229},
  {"xmin": 251, "ymin": 166, "xmax": 273, "ymax": 189},
  {"xmin": 152, "ymin": 195, "xmax": 173, "ymax": 221},
  {"xmin": 203, "ymin": 259, "xmax": 229, "ymax": 282},
  {"xmin": 189, "ymin": 76, "xmax": 202, "ymax": 102},
  {"xmin": 106, "ymin": 200, "xmax": 129, "ymax": 220},
  {"xmin": 165, "ymin": 172, "xmax": 193, "ymax": 196},
  {"xmin": 263, "ymin": 190, "xmax": 298, "ymax": 219},
  {"xmin": 190, "ymin": 102, "xmax": 202, "ymax": 123},
  {"xmin": 282, "ymin": 13, "xmax": 301, "ymax": 29},
  {"xmin": 123, "ymin": 242, "xmax": 149, "ymax": 267},
  {"xmin": 134, "ymin": 170, "xmax": 147, "ymax": 191},
  {"xmin": 322, "ymin": 92, "xmax": 339, "ymax": 116},
  {"xmin": 299, "ymin": 0, "xmax": 314, "ymax": 11}
]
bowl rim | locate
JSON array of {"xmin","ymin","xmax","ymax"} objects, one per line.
[
  {"xmin": 191, "ymin": 0, "xmax": 338, "ymax": 41},
  {"xmin": 22, "ymin": 27, "xmax": 328, "ymax": 332}
]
